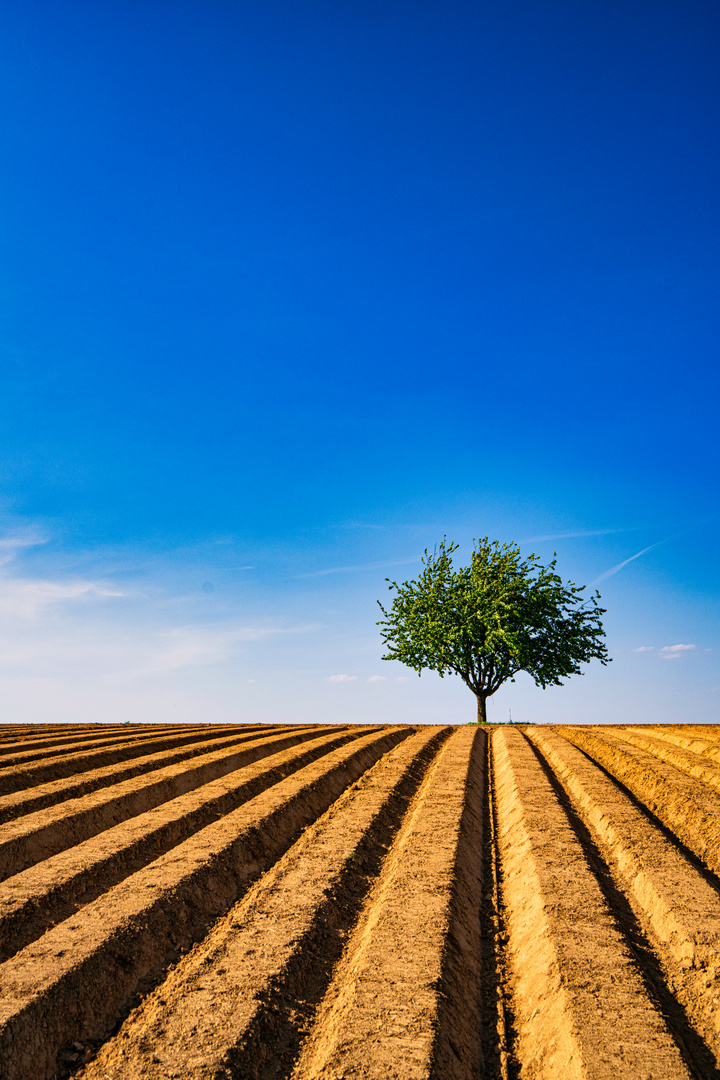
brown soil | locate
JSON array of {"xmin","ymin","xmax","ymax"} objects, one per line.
[
  {"xmin": 0, "ymin": 723, "xmax": 719, "ymax": 1080},
  {"xmin": 0, "ymin": 727, "xmax": 357, "ymax": 960},
  {"xmin": 610, "ymin": 728, "xmax": 720, "ymax": 795},
  {"xmin": 0, "ymin": 724, "xmax": 269, "ymax": 800},
  {"xmin": 290, "ymin": 725, "xmax": 484, "ymax": 1080},
  {"xmin": 559, "ymin": 726, "xmax": 720, "ymax": 879},
  {"xmin": 83, "ymin": 725, "xmax": 454, "ymax": 1079},
  {"xmin": 0, "ymin": 725, "xmax": 195, "ymax": 762},
  {"xmin": 493, "ymin": 727, "xmax": 690, "ymax": 1080},
  {"xmin": 0, "ymin": 726, "xmax": 327, "ymax": 880}
]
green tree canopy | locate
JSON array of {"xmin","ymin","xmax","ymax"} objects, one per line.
[{"xmin": 377, "ymin": 537, "xmax": 610, "ymax": 723}]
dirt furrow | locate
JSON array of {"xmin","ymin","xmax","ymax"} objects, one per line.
[
  {"xmin": 0, "ymin": 724, "xmax": 163, "ymax": 748},
  {"xmin": 290, "ymin": 726, "xmax": 484, "ymax": 1080},
  {"xmin": 0, "ymin": 729, "xmax": 157, "ymax": 761},
  {"xmin": 0, "ymin": 725, "xmax": 180, "ymax": 743},
  {"xmin": 0, "ymin": 727, "xmax": 359, "ymax": 962},
  {"xmin": 0, "ymin": 724, "xmax": 171, "ymax": 738},
  {"xmin": 0, "ymin": 725, "xmax": 106, "ymax": 737},
  {"xmin": 0, "ymin": 725, "xmax": 409, "ymax": 1080},
  {"xmin": 0, "ymin": 725, "xmax": 266, "ymax": 799},
  {"xmin": 0, "ymin": 723, "xmax": 133, "ymax": 734},
  {"xmin": 0, "ymin": 724, "xmax": 225, "ymax": 768},
  {"xmin": 622, "ymin": 728, "xmax": 720, "ymax": 765},
  {"xmin": 80, "ymin": 725, "xmax": 451, "ymax": 1080},
  {"xmin": 0, "ymin": 727, "xmax": 89, "ymax": 741},
  {"xmin": 0, "ymin": 719, "xmax": 714, "ymax": 1080},
  {"xmin": 492, "ymin": 726, "xmax": 691, "ymax": 1080},
  {"xmin": 608, "ymin": 729, "xmax": 720, "ymax": 796},
  {"xmin": 668, "ymin": 727, "xmax": 720, "ymax": 743},
  {"xmin": 558, "ymin": 727, "xmax": 720, "ymax": 880},
  {"xmin": 0, "ymin": 726, "xmax": 300, "ymax": 822},
  {"xmin": 482, "ymin": 729, "xmax": 511, "ymax": 1080},
  {"xmin": 525, "ymin": 726, "xmax": 720, "ymax": 1071},
  {"xmin": 0, "ymin": 726, "xmax": 332, "ymax": 881}
]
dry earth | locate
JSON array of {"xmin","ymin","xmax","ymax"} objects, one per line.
[{"xmin": 0, "ymin": 721, "xmax": 719, "ymax": 1079}]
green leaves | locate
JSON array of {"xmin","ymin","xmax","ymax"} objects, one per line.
[{"xmin": 377, "ymin": 537, "xmax": 610, "ymax": 707}]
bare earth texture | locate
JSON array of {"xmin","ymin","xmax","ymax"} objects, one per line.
[{"xmin": 0, "ymin": 724, "xmax": 719, "ymax": 1079}]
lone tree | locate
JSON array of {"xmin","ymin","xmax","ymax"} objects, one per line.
[{"xmin": 377, "ymin": 537, "xmax": 609, "ymax": 723}]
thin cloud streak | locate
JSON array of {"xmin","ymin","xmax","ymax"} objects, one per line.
[
  {"xmin": 590, "ymin": 541, "xmax": 665, "ymax": 586},
  {"xmin": 123, "ymin": 623, "xmax": 319, "ymax": 679},
  {"xmin": 0, "ymin": 534, "xmax": 47, "ymax": 550},
  {"xmin": 587, "ymin": 515, "xmax": 718, "ymax": 588},
  {"xmin": 342, "ymin": 522, "xmax": 391, "ymax": 532},
  {"xmin": 0, "ymin": 532, "xmax": 49, "ymax": 568},
  {"xmin": 297, "ymin": 557, "xmax": 420, "ymax": 579},
  {"xmin": 0, "ymin": 620, "xmax": 321, "ymax": 679},
  {"xmin": 0, "ymin": 577, "xmax": 125, "ymax": 618},
  {"xmin": 521, "ymin": 528, "xmax": 637, "ymax": 544}
]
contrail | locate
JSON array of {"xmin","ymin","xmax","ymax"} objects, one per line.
[
  {"xmin": 522, "ymin": 528, "xmax": 631, "ymax": 544},
  {"xmin": 590, "ymin": 542, "xmax": 665, "ymax": 587},
  {"xmin": 589, "ymin": 514, "xmax": 719, "ymax": 588}
]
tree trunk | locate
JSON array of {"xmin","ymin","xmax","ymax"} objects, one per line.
[{"xmin": 476, "ymin": 693, "xmax": 487, "ymax": 724}]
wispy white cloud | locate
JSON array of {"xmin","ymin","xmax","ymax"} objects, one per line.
[
  {"xmin": 0, "ymin": 577, "xmax": 125, "ymax": 618},
  {"xmin": 660, "ymin": 644, "xmax": 695, "ymax": 661},
  {"xmin": 0, "ymin": 531, "xmax": 49, "ymax": 567},
  {"xmin": 367, "ymin": 675, "xmax": 387, "ymax": 682},
  {"xmin": 586, "ymin": 516, "xmax": 720, "ymax": 590},
  {"xmin": 342, "ymin": 522, "xmax": 391, "ymax": 531},
  {"xmin": 0, "ymin": 530, "xmax": 125, "ymax": 617},
  {"xmin": 112, "ymin": 627, "xmax": 237, "ymax": 678},
  {"xmin": 0, "ymin": 619, "xmax": 319, "ymax": 679},
  {"xmin": 0, "ymin": 530, "xmax": 320, "ymax": 685},
  {"xmin": 633, "ymin": 646, "xmax": 654, "ymax": 652},
  {"xmin": 324, "ymin": 673, "xmax": 358, "ymax": 682},
  {"xmin": 0, "ymin": 533, "xmax": 47, "ymax": 551},
  {"xmin": 522, "ymin": 528, "xmax": 632, "ymax": 543},
  {"xmin": 590, "ymin": 541, "xmax": 665, "ymax": 587},
  {"xmin": 124, "ymin": 624, "xmax": 316, "ymax": 678},
  {"xmin": 297, "ymin": 557, "xmax": 419, "ymax": 579}
]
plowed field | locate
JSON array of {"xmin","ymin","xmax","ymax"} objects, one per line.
[{"xmin": 1, "ymin": 722, "xmax": 719, "ymax": 1080}]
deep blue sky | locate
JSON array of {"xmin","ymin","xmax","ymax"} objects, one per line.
[{"xmin": 0, "ymin": 0, "xmax": 718, "ymax": 724}]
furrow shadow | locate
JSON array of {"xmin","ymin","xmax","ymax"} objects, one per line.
[
  {"xmin": 219, "ymin": 729, "xmax": 450, "ymax": 1080},
  {"xmin": 525, "ymin": 734, "xmax": 720, "ymax": 1080},
  {"xmin": 0, "ymin": 728, "xmax": 356, "ymax": 961},
  {"xmin": 482, "ymin": 732, "xmax": 513, "ymax": 1080},
  {"xmin": 557, "ymin": 733, "xmax": 720, "ymax": 898}
]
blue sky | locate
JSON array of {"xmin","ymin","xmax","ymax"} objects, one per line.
[{"xmin": 0, "ymin": 0, "xmax": 718, "ymax": 724}]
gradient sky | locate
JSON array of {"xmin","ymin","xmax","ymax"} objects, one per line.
[{"xmin": 0, "ymin": 0, "xmax": 718, "ymax": 725}]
